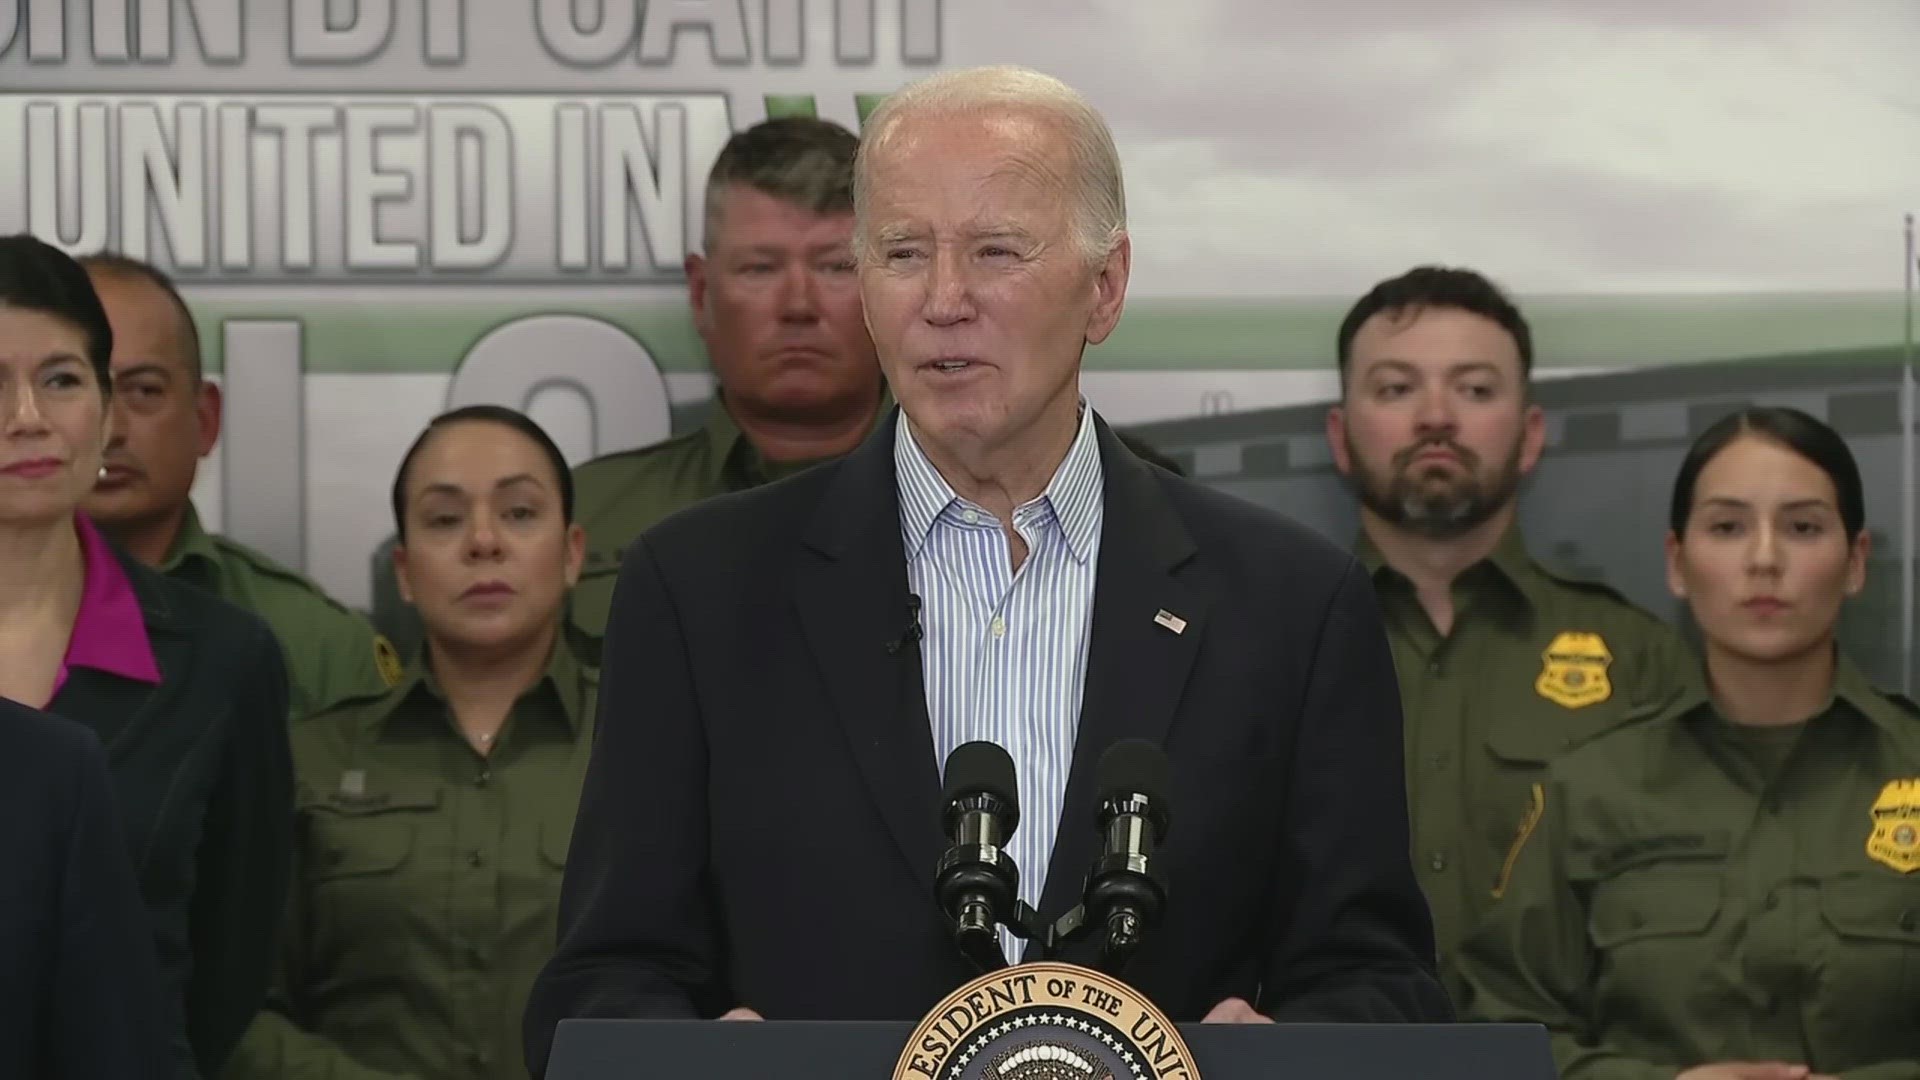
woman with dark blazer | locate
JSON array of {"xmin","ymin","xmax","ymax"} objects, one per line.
[
  {"xmin": 0, "ymin": 233, "xmax": 294, "ymax": 1079},
  {"xmin": 0, "ymin": 695, "xmax": 194, "ymax": 1078}
]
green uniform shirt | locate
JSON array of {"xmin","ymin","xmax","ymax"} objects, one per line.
[
  {"xmin": 569, "ymin": 397, "xmax": 883, "ymax": 640},
  {"xmin": 163, "ymin": 505, "xmax": 400, "ymax": 718},
  {"xmin": 1359, "ymin": 528, "xmax": 1693, "ymax": 992},
  {"xmin": 223, "ymin": 634, "xmax": 598, "ymax": 1080},
  {"xmin": 1457, "ymin": 657, "xmax": 1920, "ymax": 1079}
]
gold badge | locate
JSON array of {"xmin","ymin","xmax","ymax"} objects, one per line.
[
  {"xmin": 1867, "ymin": 779, "xmax": 1920, "ymax": 874},
  {"xmin": 373, "ymin": 635, "xmax": 403, "ymax": 688},
  {"xmin": 895, "ymin": 961, "xmax": 1201, "ymax": 1080},
  {"xmin": 1535, "ymin": 631, "xmax": 1612, "ymax": 709}
]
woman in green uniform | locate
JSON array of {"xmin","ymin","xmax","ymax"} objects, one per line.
[
  {"xmin": 1458, "ymin": 406, "xmax": 1919, "ymax": 1080},
  {"xmin": 226, "ymin": 406, "xmax": 595, "ymax": 1080}
]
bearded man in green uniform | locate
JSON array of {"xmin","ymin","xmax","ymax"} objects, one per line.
[
  {"xmin": 81, "ymin": 254, "xmax": 400, "ymax": 717},
  {"xmin": 1323, "ymin": 265, "xmax": 1692, "ymax": 998}
]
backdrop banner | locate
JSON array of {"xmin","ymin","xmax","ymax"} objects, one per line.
[{"xmin": 1, "ymin": 1, "xmax": 1911, "ymax": 637}]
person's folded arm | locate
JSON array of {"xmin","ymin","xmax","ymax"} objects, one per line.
[
  {"xmin": 219, "ymin": 813, "xmax": 416, "ymax": 1080},
  {"xmin": 1457, "ymin": 779, "xmax": 1670, "ymax": 1080},
  {"xmin": 1832, "ymin": 1062, "xmax": 1920, "ymax": 1080}
]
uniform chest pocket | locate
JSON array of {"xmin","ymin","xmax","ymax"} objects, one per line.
[
  {"xmin": 1820, "ymin": 879, "xmax": 1920, "ymax": 944},
  {"xmin": 1819, "ymin": 877, "xmax": 1920, "ymax": 1017},
  {"xmin": 1588, "ymin": 874, "xmax": 1722, "ymax": 950},
  {"xmin": 300, "ymin": 786, "xmax": 443, "ymax": 882}
]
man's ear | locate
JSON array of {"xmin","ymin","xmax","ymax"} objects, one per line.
[
  {"xmin": 196, "ymin": 379, "xmax": 223, "ymax": 458},
  {"xmin": 687, "ymin": 252, "xmax": 712, "ymax": 337},
  {"xmin": 1083, "ymin": 235, "xmax": 1131, "ymax": 346}
]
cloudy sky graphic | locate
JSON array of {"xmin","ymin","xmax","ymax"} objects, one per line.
[{"xmin": 4, "ymin": 0, "xmax": 1915, "ymax": 298}]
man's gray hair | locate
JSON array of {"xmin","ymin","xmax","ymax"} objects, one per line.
[
  {"xmin": 703, "ymin": 115, "xmax": 860, "ymax": 250},
  {"xmin": 853, "ymin": 65, "xmax": 1127, "ymax": 267}
]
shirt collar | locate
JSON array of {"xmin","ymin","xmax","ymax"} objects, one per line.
[
  {"xmin": 894, "ymin": 401, "xmax": 1104, "ymax": 564},
  {"xmin": 1668, "ymin": 649, "xmax": 1913, "ymax": 743},
  {"xmin": 374, "ymin": 627, "xmax": 591, "ymax": 739},
  {"xmin": 1356, "ymin": 524, "xmax": 1540, "ymax": 610},
  {"xmin": 706, "ymin": 386, "xmax": 897, "ymax": 491},
  {"xmin": 58, "ymin": 514, "xmax": 163, "ymax": 690},
  {"xmin": 700, "ymin": 396, "xmax": 754, "ymax": 491},
  {"xmin": 1830, "ymin": 652, "xmax": 1916, "ymax": 742},
  {"xmin": 158, "ymin": 502, "xmax": 221, "ymax": 582}
]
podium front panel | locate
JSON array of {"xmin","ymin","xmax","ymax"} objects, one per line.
[{"xmin": 548, "ymin": 1018, "xmax": 1558, "ymax": 1079}]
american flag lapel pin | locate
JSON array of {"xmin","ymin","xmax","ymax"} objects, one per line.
[{"xmin": 1153, "ymin": 609, "xmax": 1187, "ymax": 635}]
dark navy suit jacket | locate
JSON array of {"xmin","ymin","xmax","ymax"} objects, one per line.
[
  {"xmin": 524, "ymin": 412, "xmax": 1450, "ymax": 1075},
  {"xmin": 47, "ymin": 544, "xmax": 293, "ymax": 1078},
  {"xmin": 0, "ymin": 695, "xmax": 195, "ymax": 1078}
]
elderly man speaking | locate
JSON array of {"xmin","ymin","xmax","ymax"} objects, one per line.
[{"xmin": 522, "ymin": 65, "xmax": 1448, "ymax": 1075}]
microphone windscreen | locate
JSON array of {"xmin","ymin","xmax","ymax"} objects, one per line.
[
  {"xmin": 943, "ymin": 740, "xmax": 1020, "ymax": 811},
  {"xmin": 1096, "ymin": 739, "xmax": 1171, "ymax": 805}
]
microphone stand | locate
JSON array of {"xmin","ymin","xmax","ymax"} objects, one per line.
[
  {"xmin": 1030, "ymin": 789, "xmax": 1170, "ymax": 976},
  {"xmin": 965, "ymin": 900, "xmax": 1051, "ymax": 972}
]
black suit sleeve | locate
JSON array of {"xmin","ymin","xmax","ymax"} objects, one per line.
[
  {"xmin": 54, "ymin": 725, "xmax": 196, "ymax": 1080},
  {"xmin": 185, "ymin": 622, "xmax": 294, "ymax": 1077},
  {"xmin": 524, "ymin": 537, "xmax": 722, "ymax": 1078},
  {"xmin": 1259, "ymin": 558, "xmax": 1453, "ymax": 1022}
]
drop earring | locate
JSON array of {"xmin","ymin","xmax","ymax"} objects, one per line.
[{"xmin": 97, "ymin": 464, "xmax": 108, "ymax": 481}]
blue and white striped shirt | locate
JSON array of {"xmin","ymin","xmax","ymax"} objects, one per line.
[{"xmin": 895, "ymin": 405, "xmax": 1104, "ymax": 960}]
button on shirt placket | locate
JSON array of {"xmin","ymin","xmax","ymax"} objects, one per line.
[
  {"xmin": 932, "ymin": 502, "xmax": 1034, "ymax": 961},
  {"xmin": 901, "ymin": 409, "xmax": 1103, "ymax": 966},
  {"xmin": 449, "ymin": 737, "xmax": 504, "ymax": 1056},
  {"xmin": 1744, "ymin": 774, "xmax": 1806, "ymax": 1062}
]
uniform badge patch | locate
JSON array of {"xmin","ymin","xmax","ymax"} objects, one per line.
[
  {"xmin": 1867, "ymin": 778, "xmax": 1920, "ymax": 874},
  {"xmin": 373, "ymin": 635, "xmax": 404, "ymax": 688},
  {"xmin": 1535, "ymin": 631, "xmax": 1612, "ymax": 709}
]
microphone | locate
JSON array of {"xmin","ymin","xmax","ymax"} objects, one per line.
[
  {"xmin": 1082, "ymin": 739, "xmax": 1172, "ymax": 973},
  {"xmin": 885, "ymin": 593, "xmax": 923, "ymax": 655},
  {"xmin": 934, "ymin": 741, "xmax": 1022, "ymax": 973}
]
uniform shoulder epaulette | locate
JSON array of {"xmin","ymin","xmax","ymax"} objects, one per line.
[
  {"xmin": 573, "ymin": 429, "xmax": 705, "ymax": 478},
  {"xmin": 1884, "ymin": 691, "xmax": 1920, "ymax": 720},
  {"xmin": 298, "ymin": 684, "xmax": 395, "ymax": 726},
  {"xmin": 1536, "ymin": 564, "xmax": 1674, "ymax": 623},
  {"xmin": 1535, "ymin": 562, "xmax": 1630, "ymax": 600},
  {"xmin": 208, "ymin": 533, "xmax": 360, "ymax": 615}
]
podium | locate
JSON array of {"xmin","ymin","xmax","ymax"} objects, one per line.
[{"xmin": 547, "ymin": 1018, "xmax": 1559, "ymax": 1078}]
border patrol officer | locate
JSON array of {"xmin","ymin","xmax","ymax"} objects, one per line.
[
  {"xmin": 227, "ymin": 406, "xmax": 594, "ymax": 1080},
  {"xmin": 372, "ymin": 117, "xmax": 1183, "ymax": 654},
  {"xmin": 568, "ymin": 115, "xmax": 887, "ymax": 641},
  {"xmin": 1460, "ymin": 407, "xmax": 1918, "ymax": 1080},
  {"xmin": 81, "ymin": 253, "xmax": 399, "ymax": 717},
  {"xmin": 1326, "ymin": 267, "xmax": 1692, "ymax": 996}
]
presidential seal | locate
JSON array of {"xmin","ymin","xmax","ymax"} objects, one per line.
[{"xmin": 894, "ymin": 962, "xmax": 1200, "ymax": 1080}]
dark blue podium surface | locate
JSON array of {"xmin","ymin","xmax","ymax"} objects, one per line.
[{"xmin": 548, "ymin": 1019, "xmax": 1558, "ymax": 1078}]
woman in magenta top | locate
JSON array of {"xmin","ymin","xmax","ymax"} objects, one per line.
[{"xmin": 0, "ymin": 233, "xmax": 293, "ymax": 1079}]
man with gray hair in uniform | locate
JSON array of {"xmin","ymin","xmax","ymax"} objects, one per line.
[{"xmin": 523, "ymin": 67, "xmax": 1445, "ymax": 1075}]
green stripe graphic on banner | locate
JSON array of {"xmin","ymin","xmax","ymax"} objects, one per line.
[{"xmin": 183, "ymin": 293, "xmax": 1907, "ymax": 376}]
